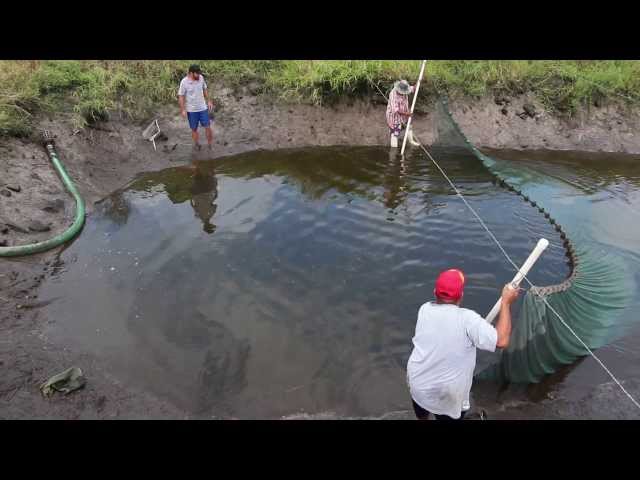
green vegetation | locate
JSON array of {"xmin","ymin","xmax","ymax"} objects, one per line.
[{"xmin": 2, "ymin": 60, "xmax": 640, "ymax": 137}]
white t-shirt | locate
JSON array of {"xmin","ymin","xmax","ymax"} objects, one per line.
[
  {"xmin": 178, "ymin": 75, "xmax": 208, "ymax": 113},
  {"xmin": 406, "ymin": 302, "xmax": 497, "ymax": 418}
]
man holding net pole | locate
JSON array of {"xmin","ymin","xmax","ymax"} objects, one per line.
[
  {"xmin": 406, "ymin": 269, "xmax": 520, "ymax": 420},
  {"xmin": 386, "ymin": 79, "xmax": 418, "ymax": 148}
]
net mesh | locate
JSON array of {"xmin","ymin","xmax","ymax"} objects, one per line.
[{"xmin": 431, "ymin": 97, "xmax": 635, "ymax": 383}]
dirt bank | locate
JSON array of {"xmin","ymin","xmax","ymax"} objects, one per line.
[{"xmin": 2, "ymin": 85, "xmax": 639, "ymax": 419}]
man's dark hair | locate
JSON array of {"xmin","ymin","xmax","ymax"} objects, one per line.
[{"xmin": 189, "ymin": 64, "xmax": 202, "ymax": 74}]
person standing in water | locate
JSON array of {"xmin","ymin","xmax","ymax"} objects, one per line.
[
  {"xmin": 386, "ymin": 79, "xmax": 415, "ymax": 148},
  {"xmin": 406, "ymin": 269, "xmax": 519, "ymax": 420},
  {"xmin": 178, "ymin": 64, "xmax": 215, "ymax": 151}
]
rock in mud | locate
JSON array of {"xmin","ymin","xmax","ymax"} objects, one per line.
[
  {"xmin": 6, "ymin": 185, "xmax": 21, "ymax": 193},
  {"xmin": 1, "ymin": 189, "xmax": 11, "ymax": 197},
  {"xmin": 523, "ymin": 103, "xmax": 536, "ymax": 118},
  {"xmin": 4, "ymin": 222, "xmax": 28, "ymax": 233},
  {"xmin": 42, "ymin": 199, "xmax": 65, "ymax": 213},
  {"xmin": 248, "ymin": 81, "xmax": 262, "ymax": 95},
  {"xmin": 494, "ymin": 95, "xmax": 510, "ymax": 106},
  {"xmin": 28, "ymin": 220, "xmax": 51, "ymax": 233},
  {"xmin": 501, "ymin": 107, "xmax": 508, "ymax": 115}
]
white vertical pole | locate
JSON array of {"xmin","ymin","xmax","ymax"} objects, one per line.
[
  {"xmin": 400, "ymin": 60, "xmax": 427, "ymax": 156},
  {"xmin": 485, "ymin": 238, "xmax": 549, "ymax": 324}
]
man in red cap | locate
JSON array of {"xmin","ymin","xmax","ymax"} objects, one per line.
[{"xmin": 406, "ymin": 268, "xmax": 519, "ymax": 420}]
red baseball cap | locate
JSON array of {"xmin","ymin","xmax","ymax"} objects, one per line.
[{"xmin": 434, "ymin": 269, "xmax": 465, "ymax": 301}]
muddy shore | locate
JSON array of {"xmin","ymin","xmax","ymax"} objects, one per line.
[{"xmin": 2, "ymin": 85, "xmax": 639, "ymax": 419}]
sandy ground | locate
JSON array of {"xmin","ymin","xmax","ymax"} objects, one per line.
[{"xmin": 2, "ymin": 86, "xmax": 639, "ymax": 419}]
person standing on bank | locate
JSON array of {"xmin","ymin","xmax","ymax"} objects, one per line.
[
  {"xmin": 406, "ymin": 269, "xmax": 520, "ymax": 420},
  {"xmin": 178, "ymin": 64, "xmax": 215, "ymax": 150}
]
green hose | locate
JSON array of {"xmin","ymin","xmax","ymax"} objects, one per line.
[{"xmin": 0, "ymin": 138, "xmax": 85, "ymax": 257}]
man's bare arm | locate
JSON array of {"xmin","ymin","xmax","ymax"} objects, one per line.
[
  {"xmin": 495, "ymin": 284, "xmax": 519, "ymax": 348},
  {"xmin": 179, "ymin": 95, "xmax": 186, "ymax": 117},
  {"xmin": 203, "ymin": 88, "xmax": 214, "ymax": 111}
]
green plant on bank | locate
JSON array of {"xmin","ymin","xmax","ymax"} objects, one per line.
[{"xmin": 1, "ymin": 60, "xmax": 640, "ymax": 137}]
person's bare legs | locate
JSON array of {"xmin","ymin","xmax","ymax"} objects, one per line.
[
  {"xmin": 205, "ymin": 126, "xmax": 213, "ymax": 149},
  {"xmin": 192, "ymin": 128, "xmax": 200, "ymax": 149}
]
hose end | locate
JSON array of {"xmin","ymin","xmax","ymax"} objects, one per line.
[{"xmin": 42, "ymin": 130, "xmax": 55, "ymax": 148}]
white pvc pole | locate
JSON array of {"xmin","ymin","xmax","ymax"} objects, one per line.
[
  {"xmin": 485, "ymin": 238, "xmax": 549, "ymax": 324},
  {"xmin": 400, "ymin": 60, "xmax": 427, "ymax": 156}
]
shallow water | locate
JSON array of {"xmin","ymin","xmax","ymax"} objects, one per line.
[{"xmin": 39, "ymin": 146, "xmax": 640, "ymax": 419}]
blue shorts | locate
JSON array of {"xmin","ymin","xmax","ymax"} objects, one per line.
[{"xmin": 187, "ymin": 109, "xmax": 211, "ymax": 130}]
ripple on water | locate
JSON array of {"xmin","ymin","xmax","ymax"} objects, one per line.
[{"xmin": 38, "ymin": 146, "xmax": 609, "ymax": 418}]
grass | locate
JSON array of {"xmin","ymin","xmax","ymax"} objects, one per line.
[{"xmin": 2, "ymin": 60, "xmax": 640, "ymax": 137}]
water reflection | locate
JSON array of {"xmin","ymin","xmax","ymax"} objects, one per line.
[
  {"xmin": 41, "ymin": 146, "xmax": 591, "ymax": 418},
  {"xmin": 382, "ymin": 151, "xmax": 408, "ymax": 211},
  {"xmin": 127, "ymin": 161, "xmax": 220, "ymax": 235},
  {"xmin": 189, "ymin": 161, "xmax": 218, "ymax": 234}
]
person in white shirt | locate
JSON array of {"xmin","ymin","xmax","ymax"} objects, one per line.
[
  {"xmin": 406, "ymin": 268, "xmax": 519, "ymax": 420},
  {"xmin": 178, "ymin": 64, "xmax": 215, "ymax": 150}
]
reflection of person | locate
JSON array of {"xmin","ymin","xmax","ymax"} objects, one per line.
[
  {"xmin": 386, "ymin": 80, "xmax": 414, "ymax": 148},
  {"xmin": 382, "ymin": 151, "xmax": 407, "ymax": 211},
  {"xmin": 190, "ymin": 163, "xmax": 218, "ymax": 234},
  {"xmin": 178, "ymin": 64, "xmax": 215, "ymax": 151},
  {"xmin": 406, "ymin": 269, "xmax": 519, "ymax": 420}
]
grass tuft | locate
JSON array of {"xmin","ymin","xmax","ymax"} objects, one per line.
[{"xmin": 1, "ymin": 60, "xmax": 640, "ymax": 137}]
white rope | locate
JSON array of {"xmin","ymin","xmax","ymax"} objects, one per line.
[
  {"xmin": 368, "ymin": 76, "xmax": 389, "ymax": 102},
  {"xmin": 410, "ymin": 136, "xmax": 640, "ymax": 413}
]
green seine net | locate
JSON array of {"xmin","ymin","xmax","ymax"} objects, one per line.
[{"xmin": 432, "ymin": 98, "xmax": 635, "ymax": 383}]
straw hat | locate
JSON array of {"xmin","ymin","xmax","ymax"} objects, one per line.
[{"xmin": 394, "ymin": 80, "xmax": 411, "ymax": 95}]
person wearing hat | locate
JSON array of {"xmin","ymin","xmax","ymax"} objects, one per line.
[
  {"xmin": 386, "ymin": 79, "xmax": 418, "ymax": 148},
  {"xmin": 406, "ymin": 269, "xmax": 520, "ymax": 420},
  {"xmin": 178, "ymin": 64, "xmax": 215, "ymax": 150}
]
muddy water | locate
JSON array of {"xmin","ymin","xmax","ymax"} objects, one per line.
[{"xmin": 39, "ymin": 146, "xmax": 640, "ymax": 419}]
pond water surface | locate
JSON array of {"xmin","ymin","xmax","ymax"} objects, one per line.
[{"xmin": 39, "ymin": 146, "xmax": 640, "ymax": 419}]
